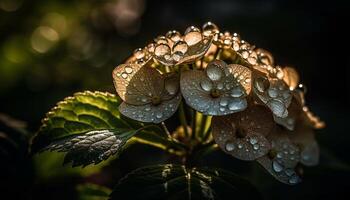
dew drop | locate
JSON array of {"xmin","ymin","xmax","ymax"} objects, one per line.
[
  {"xmin": 225, "ymin": 142, "xmax": 235, "ymax": 151},
  {"xmin": 173, "ymin": 41, "xmax": 188, "ymax": 54},
  {"xmin": 289, "ymin": 175, "xmax": 300, "ymax": 184},
  {"xmin": 154, "ymin": 44, "xmax": 171, "ymax": 57},
  {"xmin": 184, "ymin": 26, "xmax": 202, "ymax": 46},
  {"xmin": 155, "ymin": 36, "xmax": 168, "ymax": 44},
  {"xmin": 219, "ymin": 98, "xmax": 228, "ymax": 106},
  {"xmin": 238, "ymin": 144, "xmax": 243, "ymax": 149},
  {"xmin": 253, "ymin": 144, "xmax": 260, "ymax": 150},
  {"xmin": 156, "ymin": 112, "xmax": 163, "ymax": 119},
  {"xmin": 125, "ymin": 66, "xmax": 133, "ymax": 74},
  {"xmin": 166, "ymin": 30, "xmax": 181, "ymax": 42},
  {"xmin": 141, "ymin": 97, "xmax": 148, "ymax": 103},
  {"xmin": 206, "ymin": 65, "xmax": 223, "ymax": 81},
  {"xmin": 133, "ymin": 48, "xmax": 145, "ymax": 59},
  {"xmin": 272, "ymin": 161, "xmax": 283, "ymax": 172},
  {"xmin": 228, "ymin": 98, "xmax": 247, "ymax": 111},
  {"xmin": 200, "ymin": 79, "xmax": 213, "ymax": 92},
  {"xmin": 202, "ymin": 22, "xmax": 219, "ymax": 37},
  {"xmin": 121, "ymin": 72, "xmax": 128, "ymax": 79},
  {"xmin": 231, "ymin": 87, "xmax": 244, "ymax": 98},
  {"xmin": 277, "ymin": 153, "xmax": 283, "ymax": 159},
  {"xmin": 250, "ymin": 137, "xmax": 258, "ymax": 145}
]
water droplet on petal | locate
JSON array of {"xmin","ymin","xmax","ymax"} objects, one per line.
[
  {"xmin": 219, "ymin": 98, "xmax": 228, "ymax": 106},
  {"xmin": 225, "ymin": 142, "xmax": 235, "ymax": 151},
  {"xmin": 173, "ymin": 41, "xmax": 188, "ymax": 54},
  {"xmin": 289, "ymin": 175, "xmax": 301, "ymax": 184},
  {"xmin": 125, "ymin": 66, "xmax": 133, "ymax": 74},
  {"xmin": 202, "ymin": 22, "xmax": 219, "ymax": 37},
  {"xmin": 133, "ymin": 48, "xmax": 145, "ymax": 59},
  {"xmin": 206, "ymin": 65, "xmax": 223, "ymax": 81},
  {"xmin": 184, "ymin": 26, "xmax": 202, "ymax": 46},
  {"xmin": 155, "ymin": 44, "xmax": 171, "ymax": 57},
  {"xmin": 166, "ymin": 30, "xmax": 181, "ymax": 42},
  {"xmin": 121, "ymin": 72, "xmax": 128, "ymax": 79},
  {"xmin": 253, "ymin": 144, "xmax": 260, "ymax": 150},
  {"xmin": 272, "ymin": 161, "xmax": 283, "ymax": 172},
  {"xmin": 200, "ymin": 79, "xmax": 213, "ymax": 92},
  {"xmin": 228, "ymin": 98, "xmax": 247, "ymax": 111},
  {"xmin": 231, "ymin": 87, "xmax": 244, "ymax": 98},
  {"xmin": 250, "ymin": 137, "xmax": 258, "ymax": 145},
  {"xmin": 156, "ymin": 112, "xmax": 163, "ymax": 119}
]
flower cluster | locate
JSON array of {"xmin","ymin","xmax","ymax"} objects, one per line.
[{"xmin": 112, "ymin": 22, "xmax": 325, "ymax": 184}]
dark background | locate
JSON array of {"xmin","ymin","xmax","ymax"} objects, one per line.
[{"xmin": 0, "ymin": 0, "xmax": 349, "ymax": 199}]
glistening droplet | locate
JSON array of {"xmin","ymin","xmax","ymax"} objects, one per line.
[{"xmin": 184, "ymin": 26, "xmax": 202, "ymax": 46}]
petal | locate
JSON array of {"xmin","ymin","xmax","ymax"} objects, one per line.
[
  {"xmin": 228, "ymin": 64, "xmax": 252, "ymax": 94},
  {"xmin": 212, "ymin": 106, "xmax": 274, "ymax": 160},
  {"xmin": 180, "ymin": 70, "xmax": 247, "ymax": 116},
  {"xmin": 256, "ymin": 48, "xmax": 274, "ymax": 66},
  {"xmin": 273, "ymin": 98, "xmax": 302, "ymax": 131},
  {"xmin": 268, "ymin": 130, "xmax": 300, "ymax": 168},
  {"xmin": 161, "ymin": 73, "xmax": 180, "ymax": 101},
  {"xmin": 119, "ymin": 93, "xmax": 181, "ymax": 123},
  {"xmin": 257, "ymin": 129, "xmax": 301, "ymax": 185},
  {"xmin": 113, "ymin": 64, "xmax": 165, "ymax": 105},
  {"xmin": 283, "ymin": 67, "xmax": 299, "ymax": 90},
  {"xmin": 257, "ymin": 157, "xmax": 301, "ymax": 185},
  {"xmin": 151, "ymin": 27, "xmax": 213, "ymax": 66},
  {"xmin": 289, "ymin": 122, "xmax": 319, "ymax": 166},
  {"xmin": 253, "ymin": 76, "xmax": 292, "ymax": 118},
  {"xmin": 205, "ymin": 60, "xmax": 228, "ymax": 81}
]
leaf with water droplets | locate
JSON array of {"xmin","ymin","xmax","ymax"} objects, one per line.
[
  {"xmin": 31, "ymin": 91, "xmax": 183, "ymax": 166},
  {"xmin": 119, "ymin": 93, "xmax": 181, "ymax": 123},
  {"xmin": 110, "ymin": 164, "xmax": 261, "ymax": 200},
  {"xmin": 212, "ymin": 105, "xmax": 273, "ymax": 160},
  {"xmin": 257, "ymin": 129, "xmax": 301, "ymax": 185},
  {"xmin": 180, "ymin": 60, "xmax": 248, "ymax": 116},
  {"xmin": 45, "ymin": 129, "xmax": 137, "ymax": 167}
]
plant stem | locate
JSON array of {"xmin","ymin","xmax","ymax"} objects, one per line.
[
  {"xmin": 215, "ymin": 49, "xmax": 222, "ymax": 59},
  {"xmin": 179, "ymin": 102, "xmax": 190, "ymax": 138},
  {"xmin": 161, "ymin": 122, "xmax": 172, "ymax": 139}
]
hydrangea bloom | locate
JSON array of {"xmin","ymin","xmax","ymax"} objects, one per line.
[{"xmin": 112, "ymin": 22, "xmax": 324, "ymax": 184}]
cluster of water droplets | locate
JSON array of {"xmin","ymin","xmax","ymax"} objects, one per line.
[
  {"xmin": 254, "ymin": 76, "xmax": 292, "ymax": 118},
  {"xmin": 149, "ymin": 23, "xmax": 217, "ymax": 66}
]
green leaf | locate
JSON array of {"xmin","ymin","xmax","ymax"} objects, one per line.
[
  {"xmin": 31, "ymin": 91, "xmax": 183, "ymax": 167},
  {"xmin": 76, "ymin": 183, "xmax": 111, "ymax": 200},
  {"xmin": 111, "ymin": 164, "xmax": 261, "ymax": 200},
  {"xmin": 45, "ymin": 129, "xmax": 137, "ymax": 167}
]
